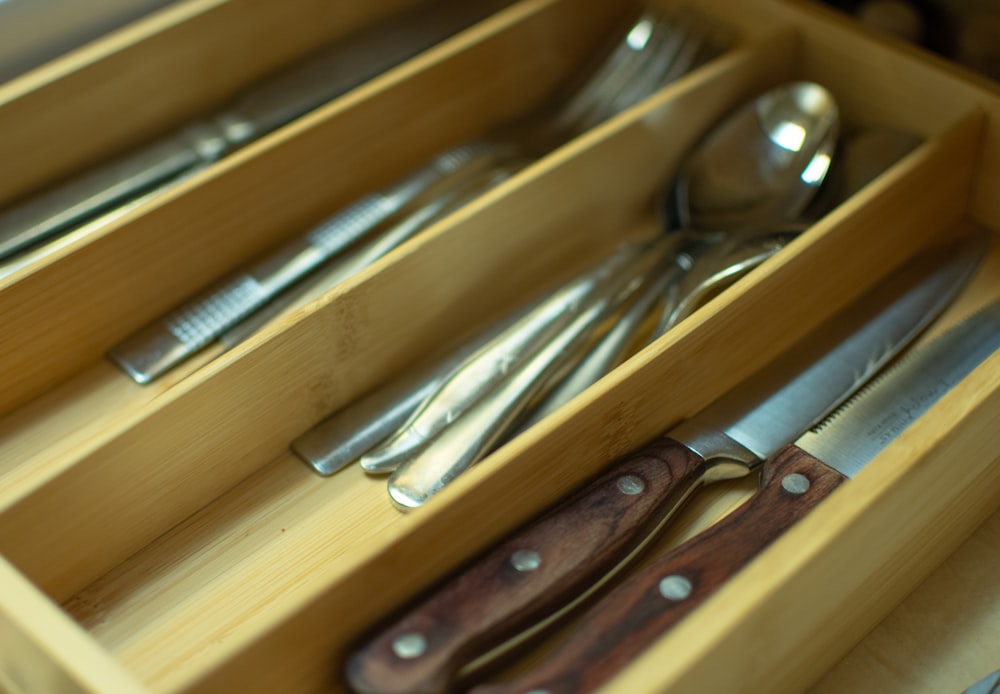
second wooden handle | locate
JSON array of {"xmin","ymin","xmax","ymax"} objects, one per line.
[
  {"xmin": 345, "ymin": 437, "xmax": 708, "ymax": 694},
  {"xmin": 473, "ymin": 444, "xmax": 847, "ymax": 694}
]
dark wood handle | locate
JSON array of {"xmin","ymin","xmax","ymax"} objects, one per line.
[
  {"xmin": 345, "ymin": 438, "xmax": 708, "ymax": 694},
  {"xmin": 471, "ymin": 445, "xmax": 847, "ymax": 694}
]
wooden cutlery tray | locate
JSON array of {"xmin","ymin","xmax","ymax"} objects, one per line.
[{"xmin": 2, "ymin": 0, "xmax": 1000, "ymax": 692}]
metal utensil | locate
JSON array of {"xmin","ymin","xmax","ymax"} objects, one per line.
[
  {"xmin": 0, "ymin": 0, "xmax": 500, "ymax": 261},
  {"xmin": 480, "ymin": 240, "xmax": 999, "ymax": 694},
  {"xmin": 519, "ymin": 7, "xmax": 730, "ymax": 152},
  {"xmin": 108, "ymin": 5, "xmax": 730, "ymax": 384},
  {"xmin": 375, "ymin": 81, "xmax": 837, "ymax": 479},
  {"xmin": 291, "ymin": 81, "xmax": 838, "ymax": 499},
  {"xmin": 385, "ymin": 239, "xmax": 673, "ymax": 508},
  {"xmin": 967, "ymin": 668, "xmax": 1000, "ymax": 694},
  {"xmin": 292, "ymin": 300, "xmax": 537, "ymax": 476},
  {"xmin": 650, "ymin": 124, "xmax": 923, "ymax": 336},
  {"xmin": 513, "ymin": 251, "xmax": 681, "ymax": 432},
  {"xmin": 356, "ymin": 242, "xmax": 652, "ymax": 475},
  {"xmin": 108, "ymin": 141, "xmax": 511, "ymax": 383},
  {"xmin": 343, "ymin": 232, "xmax": 985, "ymax": 694},
  {"xmin": 646, "ymin": 123, "xmax": 922, "ymax": 337}
]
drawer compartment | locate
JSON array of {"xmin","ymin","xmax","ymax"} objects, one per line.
[{"xmin": 2, "ymin": 0, "xmax": 1000, "ymax": 693}]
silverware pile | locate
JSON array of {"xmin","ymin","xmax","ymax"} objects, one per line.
[
  {"xmin": 294, "ymin": 77, "xmax": 840, "ymax": 508},
  {"xmin": 292, "ymin": 75, "xmax": 921, "ymax": 509}
]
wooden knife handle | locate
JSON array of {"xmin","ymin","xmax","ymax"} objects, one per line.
[
  {"xmin": 345, "ymin": 437, "xmax": 708, "ymax": 694},
  {"xmin": 471, "ymin": 445, "xmax": 847, "ymax": 694}
]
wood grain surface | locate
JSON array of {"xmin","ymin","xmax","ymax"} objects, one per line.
[
  {"xmin": 0, "ymin": 0, "xmax": 999, "ymax": 693},
  {"xmin": 346, "ymin": 437, "xmax": 706, "ymax": 694},
  {"xmin": 473, "ymin": 445, "xmax": 846, "ymax": 694}
]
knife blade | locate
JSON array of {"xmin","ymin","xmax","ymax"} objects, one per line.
[
  {"xmin": 0, "ymin": 0, "xmax": 500, "ymax": 262},
  {"xmin": 478, "ymin": 260, "xmax": 1000, "ymax": 694},
  {"xmin": 343, "ymin": 234, "xmax": 985, "ymax": 694},
  {"xmin": 967, "ymin": 668, "xmax": 1000, "ymax": 694}
]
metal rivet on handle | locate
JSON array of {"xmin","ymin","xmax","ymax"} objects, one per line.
[
  {"xmin": 617, "ymin": 474, "xmax": 645, "ymax": 495},
  {"xmin": 392, "ymin": 633, "xmax": 427, "ymax": 659},
  {"xmin": 510, "ymin": 549, "xmax": 542, "ymax": 572},
  {"xmin": 781, "ymin": 473, "xmax": 811, "ymax": 495},
  {"xmin": 659, "ymin": 575, "xmax": 693, "ymax": 601}
]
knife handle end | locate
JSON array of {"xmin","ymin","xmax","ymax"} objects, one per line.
[
  {"xmin": 469, "ymin": 445, "xmax": 847, "ymax": 694},
  {"xmin": 344, "ymin": 437, "xmax": 710, "ymax": 693}
]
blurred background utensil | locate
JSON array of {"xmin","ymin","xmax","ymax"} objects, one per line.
[
  {"xmin": 966, "ymin": 667, "xmax": 1000, "ymax": 694},
  {"xmin": 108, "ymin": 4, "xmax": 732, "ymax": 384},
  {"xmin": 108, "ymin": 141, "xmax": 512, "ymax": 383},
  {"xmin": 0, "ymin": 0, "xmax": 503, "ymax": 263}
]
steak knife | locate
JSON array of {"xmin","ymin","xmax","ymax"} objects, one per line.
[
  {"xmin": 343, "ymin": 234, "xmax": 985, "ymax": 694},
  {"xmin": 478, "ymin": 281, "xmax": 1000, "ymax": 694}
]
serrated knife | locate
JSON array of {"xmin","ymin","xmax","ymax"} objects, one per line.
[
  {"xmin": 344, "ymin": 233, "xmax": 986, "ymax": 694},
  {"xmin": 476, "ymin": 274, "xmax": 1000, "ymax": 694}
]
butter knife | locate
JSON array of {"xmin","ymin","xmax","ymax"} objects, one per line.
[{"xmin": 0, "ymin": 0, "xmax": 498, "ymax": 261}]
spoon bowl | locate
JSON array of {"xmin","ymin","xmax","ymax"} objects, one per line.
[
  {"xmin": 654, "ymin": 123, "xmax": 923, "ymax": 334},
  {"xmin": 669, "ymin": 80, "xmax": 840, "ymax": 232}
]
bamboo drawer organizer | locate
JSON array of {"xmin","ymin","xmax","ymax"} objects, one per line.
[{"xmin": 1, "ymin": 0, "xmax": 1000, "ymax": 692}]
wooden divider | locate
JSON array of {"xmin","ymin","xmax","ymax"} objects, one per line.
[
  {"xmin": 171, "ymin": 104, "xmax": 984, "ymax": 694},
  {"xmin": 0, "ymin": 0, "xmax": 618, "ymax": 417},
  {"xmin": 0, "ymin": 556, "xmax": 146, "ymax": 694},
  {"xmin": 1, "ymin": 0, "xmax": 999, "ymax": 693},
  {"xmin": 0, "ymin": 0, "xmax": 429, "ymax": 205}
]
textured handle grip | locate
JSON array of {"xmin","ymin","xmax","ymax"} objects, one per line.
[
  {"xmin": 163, "ymin": 275, "xmax": 269, "ymax": 351},
  {"xmin": 473, "ymin": 444, "xmax": 846, "ymax": 694},
  {"xmin": 345, "ymin": 438, "xmax": 708, "ymax": 694}
]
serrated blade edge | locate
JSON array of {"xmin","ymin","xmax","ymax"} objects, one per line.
[
  {"xmin": 798, "ymin": 298, "xmax": 1000, "ymax": 478},
  {"xmin": 681, "ymin": 233, "xmax": 987, "ymax": 462}
]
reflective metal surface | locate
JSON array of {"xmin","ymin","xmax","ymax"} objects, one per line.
[
  {"xmin": 966, "ymin": 668, "xmax": 1000, "ymax": 694},
  {"xmin": 671, "ymin": 81, "xmax": 839, "ymax": 232},
  {"xmin": 799, "ymin": 284, "xmax": 1000, "ymax": 479},
  {"xmin": 108, "ymin": 141, "xmax": 504, "ymax": 382},
  {"xmin": 358, "ymin": 242, "xmax": 652, "ymax": 474},
  {"xmin": 0, "ymin": 0, "xmax": 502, "ymax": 261},
  {"xmin": 386, "ymin": 244, "xmax": 665, "ymax": 509},
  {"xmin": 108, "ymin": 5, "xmax": 729, "ymax": 384},
  {"xmin": 676, "ymin": 234, "xmax": 986, "ymax": 467}
]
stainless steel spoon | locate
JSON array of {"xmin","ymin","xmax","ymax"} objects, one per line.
[
  {"xmin": 381, "ymin": 81, "xmax": 840, "ymax": 508},
  {"xmin": 538, "ymin": 125, "xmax": 923, "ymax": 422},
  {"xmin": 287, "ymin": 10, "xmax": 735, "ymax": 472},
  {"xmin": 655, "ymin": 125, "xmax": 923, "ymax": 333}
]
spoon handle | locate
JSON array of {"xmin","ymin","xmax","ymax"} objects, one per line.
[{"xmin": 345, "ymin": 437, "xmax": 707, "ymax": 694}]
